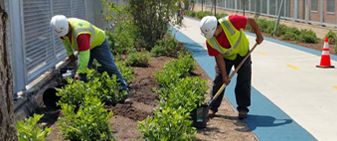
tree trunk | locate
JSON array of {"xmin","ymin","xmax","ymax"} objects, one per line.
[
  {"xmin": 214, "ymin": 0, "xmax": 216, "ymax": 16},
  {"xmin": 201, "ymin": 0, "xmax": 203, "ymax": 12},
  {"xmin": 0, "ymin": 0, "xmax": 17, "ymax": 140}
]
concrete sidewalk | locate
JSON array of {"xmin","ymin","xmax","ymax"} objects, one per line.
[{"xmin": 173, "ymin": 17, "xmax": 337, "ymax": 141}]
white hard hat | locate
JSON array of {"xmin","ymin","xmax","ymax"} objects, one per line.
[
  {"xmin": 200, "ymin": 16, "xmax": 217, "ymax": 39},
  {"xmin": 50, "ymin": 15, "xmax": 69, "ymax": 37}
]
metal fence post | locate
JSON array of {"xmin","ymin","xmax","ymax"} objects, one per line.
[
  {"xmin": 11, "ymin": 0, "xmax": 27, "ymax": 92},
  {"xmin": 321, "ymin": 0, "xmax": 324, "ymax": 24},
  {"xmin": 49, "ymin": 0, "xmax": 56, "ymax": 69},
  {"xmin": 294, "ymin": 0, "xmax": 298, "ymax": 21},
  {"xmin": 273, "ymin": 0, "xmax": 284, "ymax": 36}
]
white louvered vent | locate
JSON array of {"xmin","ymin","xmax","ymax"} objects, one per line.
[
  {"xmin": 53, "ymin": 0, "xmax": 71, "ymax": 61},
  {"xmin": 23, "ymin": 0, "xmax": 54, "ymax": 82},
  {"xmin": 5, "ymin": 0, "xmax": 12, "ymax": 66},
  {"xmin": 72, "ymin": 0, "xmax": 85, "ymax": 19},
  {"xmin": 86, "ymin": 0, "xmax": 96, "ymax": 24}
]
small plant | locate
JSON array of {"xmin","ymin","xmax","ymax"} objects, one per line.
[
  {"xmin": 16, "ymin": 114, "xmax": 51, "ymax": 141},
  {"xmin": 281, "ymin": 27, "xmax": 300, "ymax": 41},
  {"xmin": 116, "ymin": 61, "xmax": 135, "ymax": 84},
  {"xmin": 159, "ymin": 77, "xmax": 207, "ymax": 111},
  {"xmin": 326, "ymin": 30, "xmax": 336, "ymax": 45},
  {"xmin": 57, "ymin": 69, "xmax": 127, "ymax": 106},
  {"xmin": 150, "ymin": 45, "xmax": 163, "ymax": 57},
  {"xmin": 57, "ymin": 96, "xmax": 114, "ymax": 141},
  {"xmin": 298, "ymin": 29, "xmax": 318, "ymax": 43},
  {"xmin": 138, "ymin": 107, "xmax": 197, "ymax": 141},
  {"xmin": 125, "ymin": 50, "xmax": 151, "ymax": 67}
]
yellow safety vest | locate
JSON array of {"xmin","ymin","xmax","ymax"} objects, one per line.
[
  {"xmin": 62, "ymin": 18, "xmax": 106, "ymax": 52},
  {"xmin": 207, "ymin": 16, "xmax": 249, "ymax": 60}
]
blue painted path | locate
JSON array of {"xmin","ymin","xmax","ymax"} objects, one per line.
[{"xmin": 170, "ymin": 19, "xmax": 318, "ymax": 140}]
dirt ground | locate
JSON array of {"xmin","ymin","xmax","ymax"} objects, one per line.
[{"xmin": 34, "ymin": 55, "xmax": 258, "ymax": 141}]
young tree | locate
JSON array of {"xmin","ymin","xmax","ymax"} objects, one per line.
[
  {"xmin": 128, "ymin": 0, "xmax": 183, "ymax": 48},
  {"xmin": 0, "ymin": 0, "xmax": 17, "ymax": 140}
]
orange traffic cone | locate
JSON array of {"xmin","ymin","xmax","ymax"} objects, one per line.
[{"xmin": 316, "ymin": 37, "xmax": 334, "ymax": 68}]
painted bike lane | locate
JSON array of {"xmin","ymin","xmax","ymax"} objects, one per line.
[{"xmin": 171, "ymin": 17, "xmax": 337, "ymax": 141}]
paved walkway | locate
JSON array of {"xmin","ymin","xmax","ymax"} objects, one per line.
[{"xmin": 172, "ymin": 17, "xmax": 337, "ymax": 141}]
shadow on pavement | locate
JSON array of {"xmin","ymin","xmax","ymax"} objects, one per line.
[
  {"xmin": 211, "ymin": 114, "xmax": 293, "ymax": 132},
  {"xmin": 244, "ymin": 114, "xmax": 293, "ymax": 131}
]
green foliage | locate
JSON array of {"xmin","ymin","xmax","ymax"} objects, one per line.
[
  {"xmin": 155, "ymin": 54, "xmax": 197, "ymax": 88},
  {"xmin": 102, "ymin": 0, "xmax": 138, "ymax": 54},
  {"xmin": 128, "ymin": 0, "xmax": 184, "ymax": 47},
  {"xmin": 282, "ymin": 27, "xmax": 300, "ymax": 41},
  {"xmin": 125, "ymin": 50, "xmax": 151, "ymax": 67},
  {"xmin": 274, "ymin": 24, "xmax": 288, "ymax": 37},
  {"xmin": 57, "ymin": 96, "xmax": 114, "ymax": 141},
  {"xmin": 138, "ymin": 107, "xmax": 197, "ymax": 141},
  {"xmin": 152, "ymin": 33, "xmax": 188, "ymax": 57},
  {"xmin": 150, "ymin": 45, "xmax": 163, "ymax": 57},
  {"xmin": 56, "ymin": 69, "xmax": 127, "ymax": 106},
  {"xmin": 326, "ymin": 30, "xmax": 337, "ymax": 45},
  {"xmin": 116, "ymin": 61, "xmax": 135, "ymax": 84},
  {"xmin": 298, "ymin": 29, "xmax": 318, "ymax": 43},
  {"xmin": 16, "ymin": 114, "xmax": 51, "ymax": 141},
  {"xmin": 215, "ymin": 13, "xmax": 228, "ymax": 19},
  {"xmin": 159, "ymin": 77, "xmax": 207, "ymax": 111}
]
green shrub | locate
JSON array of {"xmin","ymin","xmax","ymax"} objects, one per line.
[
  {"xmin": 273, "ymin": 24, "xmax": 288, "ymax": 37},
  {"xmin": 16, "ymin": 114, "xmax": 51, "ymax": 141},
  {"xmin": 154, "ymin": 33, "xmax": 188, "ymax": 57},
  {"xmin": 125, "ymin": 50, "xmax": 151, "ymax": 67},
  {"xmin": 150, "ymin": 45, "xmax": 163, "ymax": 57},
  {"xmin": 326, "ymin": 30, "xmax": 336, "ymax": 45},
  {"xmin": 159, "ymin": 77, "xmax": 207, "ymax": 111},
  {"xmin": 298, "ymin": 29, "xmax": 318, "ymax": 43},
  {"xmin": 57, "ymin": 70, "xmax": 127, "ymax": 106},
  {"xmin": 282, "ymin": 27, "xmax": 300, "ymax": 41},
  {"xmin": 190, "ymin": 11, "xmax": 196, "ymax": 17},
  {"xmin": 57, "ymin": 96, "xmax": 114, "ymax": 141},
  {"xmin": 116, "ymin": 61, "xmax": 135, "ymax": 84},
  {"xmin": 138, "ymin": 107, "xmax": 197, "ymax": 141}
]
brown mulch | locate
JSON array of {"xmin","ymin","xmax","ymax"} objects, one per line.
[{"xmin": 34, "ymin": 55, "xmax": 258, "ymax": 141}]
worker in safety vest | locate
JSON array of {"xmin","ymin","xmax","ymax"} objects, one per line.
[
  {"xmin": 50, "ymin": 15, "xmax": 129, "ymax": 97},
  {"xmin": 200, "ymin": 15, "xmax": 263, "ymax": 119}
]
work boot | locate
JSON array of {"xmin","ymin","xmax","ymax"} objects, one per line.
[
  {"xmin": 124, "ymin": 98, "xmax": 132, "ymax": 104},
  {"xmin": 238, "ymin": 109, "xmax": 248, "ymax": 120},
  {"xmin": 208, "ymin": 109, "xmax": 216, "ymax": 118}
]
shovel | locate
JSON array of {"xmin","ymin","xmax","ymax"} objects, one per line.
[{"xmin": 208, "ymin": 43, "xmax": 258, "ymax": 107}]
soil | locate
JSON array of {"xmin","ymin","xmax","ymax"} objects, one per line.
[{"xmin": 34, "ymin": 55, "xmax": 259, "ymax": 141}]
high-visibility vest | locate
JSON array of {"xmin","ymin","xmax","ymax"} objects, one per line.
[
  {"xmin": 62, "ymin": 18, "xmax": 106, "ymax": 51},
  {"xmin": 207, "ymin": 16, "xmax": 249, "ymax": 60}
]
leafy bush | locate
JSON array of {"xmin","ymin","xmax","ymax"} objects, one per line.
[
  {"xmin": 138, "ymin": 107, "xmax": 197, "ymax": 141},
  {"xmin": 155, "ymin": 55, "xmax": 197, "ymax": 88},
  {"xmin": 326, "ymin": 30, "xmax": 336, "ymax": 45},
  {"xmin": 115, "ymin": 61, "xmax": 135, "ymax": 84},
  {"xmin": 125, "ymin": 50, "xmax": 151, "ymax": 67},
  {"xmin": 216, "ymin": 13, "xmax": 228, "ymax": 19},
  {"xmin": 153, "ymin": 33, "xmax": 188, "ymax": 57},
  {"xmin": 282, "ymin": 27, "xmax": 300, "ymax": 41},
  {"xmin": 16, "ymin": 114, "xmax": 51, "ymax": 141},
  {"xmin": 150, "ymin": 45, "xmax": 163, "ymax": 57},
  {"xmin": 128, "ymin": 0, "xmax": 183, "ymax": 48},
  {"xmin": 273, "ymin": 24, "xmax": 288, "ymax": 37},
  {"xmin": 102, "ymin": 1, "xmax": 138, "ymax": 54},
  {"xmin": 298, "ymin": 29, "xmax": 318, "ymax": 43},
  {"xmin": 57, "ymin": 96, "xmax": 114, "ymax": 141},
  {"xmin": 159, "ymin": 77, "xmax": 207, "ymax": 111},
  {"xmin": 57, "ymin": 70, "xmax": 127, "ymax": 106}
]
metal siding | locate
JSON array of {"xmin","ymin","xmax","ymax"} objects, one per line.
[
  {"xmin": 86, "ymin": 0, "xmax": 96, "ymax": 24},
  {"xmin": 53, "ymin": 0, "xmax": 71, "ymax": 60},
  {"xmin": 23, "ymin": 0, "xmax": 54, "ymax": 82},
  {"xmin": 5, "ymin": 0, "xmax": 12, "ymax": 66},
  {"xmin": 72, "ymin": 0, "xmax": 85, "ymax": 19}
]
